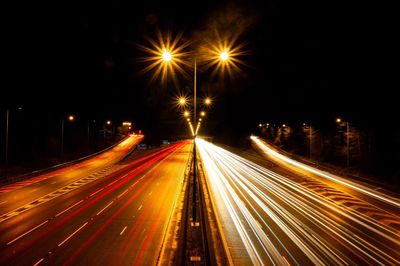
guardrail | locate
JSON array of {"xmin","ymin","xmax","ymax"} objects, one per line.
[{"xmin": 0, "ymin": 135, "xmax": 134, "ymax": 186}]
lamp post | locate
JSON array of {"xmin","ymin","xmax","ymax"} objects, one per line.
[
  {"xmin": 152, "ymin": 35, "xmax": 237, "ymax": 221},
  {"xmin": 336, "ymin": 118, "xmax": 350, "ymax": 168},
  {"xmin": 61, "ymin": 115, "xmax": 74, "ymax": 157}
]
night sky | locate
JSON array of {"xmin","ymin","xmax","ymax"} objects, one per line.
[{"xmin": 3, "ymin": 0, "xmax": 398, "ymax": 143}]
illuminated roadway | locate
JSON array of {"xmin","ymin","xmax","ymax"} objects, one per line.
[
  {"xmin": 196, "ymin": 137, "xmax": 400, "ymax": 265},
  {"xmin": 0, "ymin": 137, "xmax": 191, "ymax": 265}
]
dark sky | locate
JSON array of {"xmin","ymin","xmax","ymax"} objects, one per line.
[{"xmin": 3, "ymin": 0, "xmax": 398, "ymax": 141}]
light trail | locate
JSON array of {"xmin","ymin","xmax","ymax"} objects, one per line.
[
  {"xmin": 196, "ymin": 138, "xmax": 400, "ymax": 265},
  {"xmin": 251, "ymin": 136, "xmax": 400, "ymax": 208}
]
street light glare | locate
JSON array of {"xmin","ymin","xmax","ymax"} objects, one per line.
[
  {"xmin": 336, "ymin": 118, "xmax": 342, "ymax": 123},
  {"xmin": 220, "ymin": 51, "xmax": 229, "ymax": 61},
  {"xmin": 162, "ymin": 49, "xmax": 172, "ymax": 62},
  {"xmin": 200, "ymin": 111, "xmax": 206, "ymax": 117},
  {"xmin": 204, "ymin": 97, "xmax": 211, "ymax": 105},
  {"xmin": 68, "ymin": 115, "xmax": 75, "ymax": 121},
  {"xmin": 178, "ymin": 97, "xmax": 186, "ymax": 105},
  {"xmin": 184, "ymin": 111, "xmax": 190, "ymax": 117}
]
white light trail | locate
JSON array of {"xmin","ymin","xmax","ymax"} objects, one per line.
[
  {"xmin": 196, "ymin": 138, "xmax": 400, "ymax": 265},
  {"xmin": 250, "ymin": 136, "xmax": 400, "ymax": 208}
]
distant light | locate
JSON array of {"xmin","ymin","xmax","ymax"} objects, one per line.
[
  {"xmin": 122, "ymin": 122, "xmax": 132, "ymax": 126},
  {"xmin": 200, "ymin": 111, "xmax": 206, "ymax": 117},
  {"xmin": 162, "ymin": 49, "xmax": 172, "ymax": 62},
  {"xmin": 68, "ymin": 115, "xmax": 75, "ymax": 121},
  {"xmin": 303, "ymin": 123, "xmax": 306, "ymax": 126},
  {"xmin": 204, "ymin": 97, "xmax": 211, "ymax": 105},
  {"xmin": 220, "ymin": 51, "xmax": 229, "ymax": 61},
  {"xmin": 259, "ymin": 124, "xmax": 262, "ymax": 127},
  {"xmin": 199, "ymin": 118, "xmax": 202, "ymax": 122},
  {"xmin": 178, "ymin": 97, "xmax": 186, "ymax": 105},
  {"xmin": 106, "ymin": 120, "xmax": 111, "ymax": 125},
  {"xmin": 336, "ymin": 118, "xmax": 341, "ymax": 123},
  {"xmin": 187, "ymin": 118, "xmax": 190, "ymax": 122},
  {"xmin": 184, "ymin": 111, "xmax": 190, "ymax": 117},
  {"xmin": 282, "ymin": 124, "xmax": 286, "ymax": 128}
]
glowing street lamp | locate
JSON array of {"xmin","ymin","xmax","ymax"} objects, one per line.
[
  {"xmin": 61, "ymin": 115, "xmax": 75, "ymax": 157},
  {"xmin": 204, "ymin": 97, "xmax": 212, "ymax": 106},
  {"xmin": 178, "ymin": 97, "xmax": 187, "ymax": 106},
  {"xmin": 200, "ymin": 111, "xmax": 206, "ymax": 117},
  {"xmin": 220, "ymin": 51, "xmax": 229, "ymax": 61},
  {"xmin": 336, "ymin": 117, "xmax": 350, "ymax": 167},
  {"xmin": 162, "ymin": 49, "xmax": 172, "ymax": 62},
  {"xmin": 184, "ymin": 111, "xmax": 190, "ymax": 117}
]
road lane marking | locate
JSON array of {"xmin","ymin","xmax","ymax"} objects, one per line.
[
  {"xmin": 58, "ymin": 222, "xmax": 88, "ymax": 247},
  {"xmin": 50, "ymin": 181, "xmax": 57, "ymax": 185},
  {"xmin": 55, "ymin": 200, "xmax": 84, "ymax": 217},
  {"xmin": 89, "ymin": 188, "xmax": 104, "ymax": 197},
  {"xmin": 97, "ymin": 201, "xmax": 114, "ymax": 216},
  {"xmin": 138, "ymin": 204, "xmax": 142, "ymax": 211},
  {"xmin": 118, "ymin": 189, "xmax": 129, "ymax": 198},
  {"xmin": 0, "ymin": 200, "xmax": 7, "ymax": 205},
  {"xmin": 33, "ymin": 258, "xmax": 44, "ymax": 266},
  {"xmin": 120, "ymin": 226, "xmax": 127, "ymax": 235},
  {"xmin": 7, "ymin": 220, "xmax": 49, "ymax": 245}
]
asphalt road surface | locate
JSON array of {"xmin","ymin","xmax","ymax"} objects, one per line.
[{"xmin": 0, "ymin": 139, "xmax": 191, "ymax": 265}]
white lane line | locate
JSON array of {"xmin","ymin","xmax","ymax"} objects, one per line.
[
  {"xmin": 138, "ymin": 204, "xmax": 142, "ymax": 211},
  {"xmin": 58, "ymin": 222, "xmax": 88, "ymax": 247},
  {"xmin": 55, "ymin": 200, "xmax": 84, "ymax": 217},
  {"xmin": 97, "ymin": 201, "xmax": 113, "ymax": 216},
  {"xmin": 30, "ymin": 189, "xmax": 38, "ymax": 193},
  {"xmin": 90, "ymin": 188, "xmax": 104, "ymax": 197},
  {"xmin": 118, "ymin": 189, "xmax": 129, "ymax": 198},
  {"xmin": 107, "ymin": 179, "xmax": 118, "ymax": 187},
  {"xmin": 50, "ymin": 181, "xmax": 57, "ymax": 185},
  {"xmin": 33, "ymin": 258, "xmax": 44, "ymax": 266},
  {"xmin": 0, "ymin": 200, "xmax": 8, "ymax": 205},
  {"xmin": 120, "ymin": 226, "xmax": 127, "ymax": 235},
  {"xmin": 7, "ymin": 220, "xmax": 49, "ymax": 245}
]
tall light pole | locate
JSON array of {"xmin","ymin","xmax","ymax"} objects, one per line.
[
  {"xmin": 153, "ymin": 35, "xmax": 238, "ymax": 221},
  {"xmin": 61, "ymin": 115, "xmax": 74, "ymax": 157},
  {"xmin": 337, "ymin": 118, "xmax": 350, "ymax": 168}
]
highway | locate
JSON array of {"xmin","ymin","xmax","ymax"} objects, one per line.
[
  {"xmin": 0, "ymin": 139, "xmax": 191, "ymax": 265},
  {"xmin": 196, "ymin": 138, "xmax": 400, "ymax": 265}
]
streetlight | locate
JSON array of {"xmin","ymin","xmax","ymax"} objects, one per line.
[
  {"xmin": 303, "ymin": 123, "xmax": 312, "ymax": 159},
  {"xmin": 151, "ymin": 33, "xmax": 239, "ymax": 222},
  {"xmin": 61, "ymin": 115, "xmax": 75, "ymax": 157},
  {"xmin": 178, "ymin": 97, "xmax": 187, "ymax": 106},
  {"xmin": 204, "ymin": 97, "xmax": 212, "ymax": 106},
  {"xmin": 336, "ymin": 117, "xmax": 350, "ymax": 167}
]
